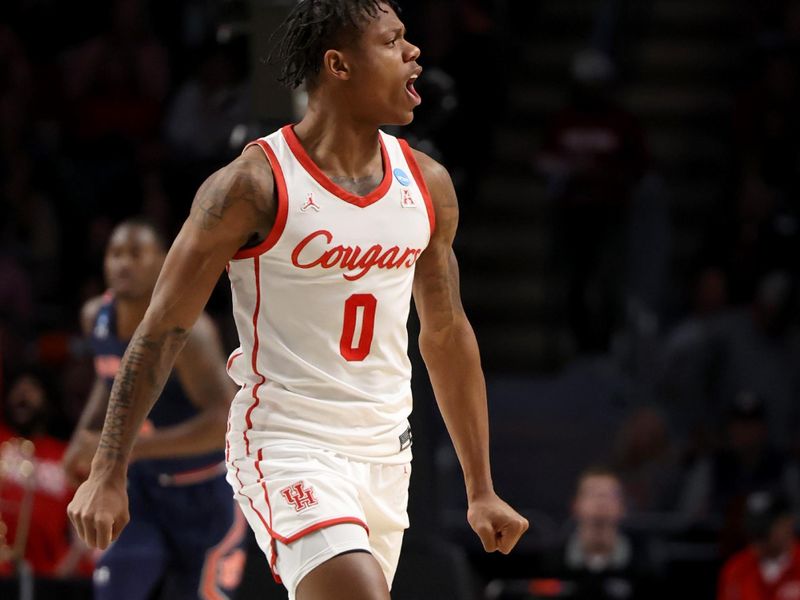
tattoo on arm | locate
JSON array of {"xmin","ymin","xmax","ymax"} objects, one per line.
[
  {"xmin": 96, "ymin": 327, "xmax": 189, "ymax": 462},
  {"xmin": 194, "ymin": 193, "xmax": 234, "ymax": 230},
  {"xmin": 190, "ymin": 166, "xmax": 267, "ymax": 231}
]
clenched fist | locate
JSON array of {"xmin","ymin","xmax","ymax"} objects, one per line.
[
  {"xmin": 67, "ymin": 471, "xmax": 130, "ymax": 550},
  {"xmin": 467, "ymin": 492, "xmax": 529, "ymax": 554}
]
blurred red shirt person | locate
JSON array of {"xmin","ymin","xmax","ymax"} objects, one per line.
[
  {"xmin": 719, "ymin": 491, "xmax": 800, "ymax": 600},
  {"xmin": 0, "ymin": 369, "xmax": 91, "ymax": 577}
]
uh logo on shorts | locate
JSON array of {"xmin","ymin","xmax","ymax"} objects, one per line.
[{"xmin": 280, "ymin": 481, "xmax": 318, "ymax": 512}]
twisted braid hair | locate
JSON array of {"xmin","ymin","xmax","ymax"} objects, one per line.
[{"xmin": 271, "ymin": 0, "xmax": 401, "ymax": 90}]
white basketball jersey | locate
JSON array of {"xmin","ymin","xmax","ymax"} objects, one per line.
[{"xmin": 225, "ymin": 125, "xmax": 435, "ymax": 465}]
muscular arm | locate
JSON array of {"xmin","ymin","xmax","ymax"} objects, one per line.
[
  {"xmin": 412, "ymin": 156, "xmax": 491, "ymax": 499},
  {"xmin": 131, "ymin": 313, "xmax": 237, "ymax": 461},
  {"xmin": 92, "ymin": 150, "xmax": 274, "ymax": 474},
  {"xmin": 412, "ymin": 150, "xmax": 527, "ymax": 554},
  {"xmin": 69, "ymin": 147, "xmax": 275, "ymax": 549}
]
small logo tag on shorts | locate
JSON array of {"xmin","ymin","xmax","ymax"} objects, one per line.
[
  {"xmin": 280, "ymin": 481, "xmax": 318, "ymax": 512},
  {"xmin": 399, "ymin": 426, "xmax": 413, "ymax": 451}
]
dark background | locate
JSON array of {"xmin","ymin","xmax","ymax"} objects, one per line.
[{"xmin": 2, "ymin": 0, "xmax": 800, "ymax": 598}]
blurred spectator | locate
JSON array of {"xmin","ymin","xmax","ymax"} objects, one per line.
[
  {"xmin": 718, "ymin": 491, "xmax": 800, "ymax": 600},
  {"xmin": 62, "ymin": 0, "xmax": 170, "ymax": 149},
  {"xmin": 536, "ymin": 49, "xmax": 648, "ymax": 353},
  {"xmin": 679, "ymin": 393, "xmax": 797, "ymax": 534},
  {"xmin": 612, "ymin": 406, "xmax": 682, "ymax": 513},
  {"xmin": 661, "ymin": 271, "xmax": 800, "ymax": 450},
  {"xmin": 164, "ymin": 42, "xmax": 250, "ymax": 162},
  {"xmin": 716, "ymin": 272, "xmax": 800, "ymax": 449},
  {"xmin": 660, "ymin": 267, "xmax": 730, "ymax": 446},
  {"xmin": 0, "ymin": 368, "xmax": 90, "ymax": 577},
  {"xmin": 537, "ymin": 467, "xmax": 663, "ymax": 599}
]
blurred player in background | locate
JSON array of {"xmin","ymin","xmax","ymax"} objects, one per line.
[
  {"xmin": 68, "ymin": 2, "xmax": 528, "ymax": 599},
  {"xmin": 63, "ymin": 219, "xmax": 244, "ymax": 600}
]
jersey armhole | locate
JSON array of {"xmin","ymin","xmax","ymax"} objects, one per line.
[
  {"xmin": 232, "ymin": 139, "xmax": 289, "ymax": 260},
  {"xmin": 398, "ymin": 139, "xmax": 436, "ymax": 236}
]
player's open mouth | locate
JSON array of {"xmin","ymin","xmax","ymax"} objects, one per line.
[{"xmin": 405, "ymin": 75, "xmax": 421, "ymax": 103}]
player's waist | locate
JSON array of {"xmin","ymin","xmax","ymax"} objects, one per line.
[
  {"xmin": 227, "ymin": 428, "xmax": 413, "ymax": 466},
  {"xmin": 230, "ymin": 368, "xmax": 412, "ymax": 403}
]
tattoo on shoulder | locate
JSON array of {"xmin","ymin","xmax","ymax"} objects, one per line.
[
  {"xmin": 194, "ymin": 192, "xmax": 235, "ymax": 231},
  {"xmin": 97, "ymin": 327, "xmax": 189, "ymax": 462},
  {"xmin": 191, "ymin": 165, "xmax": 268, "ymax": 231}
]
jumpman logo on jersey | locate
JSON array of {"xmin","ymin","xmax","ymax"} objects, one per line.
[
  {"xmin": 280, "ymin": 481, "xmax": 318, "ymax": 512},
  {"xmin": 301, "ymin": 193, "xmax": 321, "ymax": 212},
  {"xmin": 400, "ymin": 189, "xmax": 416, "ymax": 208}
]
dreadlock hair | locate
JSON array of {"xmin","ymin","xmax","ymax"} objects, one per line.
[{"xmin": 271, "ymin": 0, "xmax": 401, "ymax": 90}]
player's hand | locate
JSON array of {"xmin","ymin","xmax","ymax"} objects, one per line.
[
  {"xmin": 67, "ymin": 471, "xmax": 130, "ymax": 550},
  {"xmin": 62, "ymin": 430, "xmax": 101, "ymax": 487},
  {"xmin": 467, "ymin": 492, "xmax": 529, "ymax": 554}
]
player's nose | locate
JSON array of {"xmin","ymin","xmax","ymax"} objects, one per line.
[{"xmin": 405, "ymin": 40, "xmax": 420, "ymax": 62}]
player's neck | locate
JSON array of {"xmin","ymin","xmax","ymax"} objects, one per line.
[
  {"xmin": 293, "ymin": 105, "xmax": 382, "ymax": 180},
  {"xmin": 115, "ymin": 297, "xmax": 151, "ymax": 339}
]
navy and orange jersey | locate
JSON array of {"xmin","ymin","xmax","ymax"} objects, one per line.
[{"xmin": 89, "ymin": 294, "xmax": 224, "ymax": 476}]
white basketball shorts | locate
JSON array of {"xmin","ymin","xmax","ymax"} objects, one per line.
[{"xmin": 226, "ymin": 442, "xmax": 411, "ymax": 598}]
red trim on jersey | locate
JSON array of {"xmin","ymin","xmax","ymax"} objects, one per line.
[
  {"xmin": 281, "ymin": 517, "xmax": 369, "ymax": 544},
  {"xmin": 398, "ymin": 139, "xmax": 436, "ymax": 236},
  {"xmin": 225, "ymin": 420, "xmax": 231, "ymax": 465},
  {"xmin": 226, "ymin": 350, "xmax": 243, "ymax": 372},
  {"xmin": 232, "ymin": 458, "xmax": 279, "ymax": 581},
  {"xmin": 282, "ymin": 125, "xmax": 392, "ymax": 208},
  {"xmin": 243, "ymin": 258, "xmax": 266, "ymax": 456},
  {"xmin": 255, "ymin": 448, "xmax": 275, "ymax": 535},
  {"xmin": 200, "ymin": 505, "xmax": 247, "ymax": 600},
  {"xmin": 233, "ymin": 139, "xmax": 289, "ymax": 260}
]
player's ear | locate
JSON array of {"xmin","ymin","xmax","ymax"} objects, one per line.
[{"xmin": 323, "ymin": 49, "xmax": 351, "ymax": 82}]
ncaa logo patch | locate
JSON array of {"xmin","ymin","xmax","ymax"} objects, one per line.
[{"xmin": 393, "ymin": 168, "xmax": 411, "ymax": 187}]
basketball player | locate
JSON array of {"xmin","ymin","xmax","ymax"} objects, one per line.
[
  {"xmin": 69, "ymin": 2, "xmax": 529, "ymax": 599},
  {"xmin": 64, "ymin": 219, "xmax": 246, "ymax": 600}
]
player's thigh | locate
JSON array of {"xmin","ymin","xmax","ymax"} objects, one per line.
[
  {"xmin": 275, "ymin": 522, "xmax": 374, "ymax": 599},
  {"xmin": 93, "ymin": 515, "xmax": 169, "ymax": 600},
  {"xmin": 294, "ymin": 549, "xmax": 390, "ymax": 600}
]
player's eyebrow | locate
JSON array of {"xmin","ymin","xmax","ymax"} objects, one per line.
[{"xmin": 384, "ymin": 26, "xmax": 405, "ymax": 38}]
